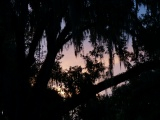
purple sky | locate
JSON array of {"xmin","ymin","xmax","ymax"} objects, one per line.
[
  {"xmin": 60, "ymin": 38, "xmax": 130, "ymax": 75},
  {"xmin": 60, "ymin": 39, "xmax": 131, "ymax": 95},
  {"xmin": 60, "ymin": 5, "xmax": 146, "ymax": 76}
]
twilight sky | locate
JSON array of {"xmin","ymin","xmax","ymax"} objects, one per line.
[
  {"xmin": 59, "ymin": 38, "xmax": 130, "ymax": 96},
  {"xmin": 59, "ymin": 5, "xmax": 146, "ymax": 76},
  {"xmin": 60, "ymin": 38, "xmax": 128, "ymax": 76},
  {"xmin": 49, "ymin": 5, "xmax": 146, "ymax": 96}
]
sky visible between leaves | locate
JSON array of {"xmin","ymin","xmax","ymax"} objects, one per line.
[
  {"xmin": 60, "ymin": 5, "xmax": 146, "ymax": 76},
  {"xmin": 58, "ymin": 5, "xmax": 146, "ymax": 96},
  {"xmin": 60, "ymin": 39, "xmax": 127, "ymax": 75}
]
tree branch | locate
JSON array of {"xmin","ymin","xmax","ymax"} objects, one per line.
[
  {"xmin": 56, "ymin": 23, "xmax": 72, "ymax": 50},
  {"xmin": 59, "ymin": 60, "xmax": 160, "ymax": 116},
  {"xmin": 26, "ymin": 20, "xmax": 46, "ymax": 68}
]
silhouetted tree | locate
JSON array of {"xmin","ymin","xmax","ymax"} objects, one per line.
[{"xmin": 1, "ymin": 0, "xmax": 160, "ymax": 120}]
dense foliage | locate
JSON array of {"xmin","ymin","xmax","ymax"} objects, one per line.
[{"xmin": 0, "ymin": 0, "xmax": 160, "ymax": 120}]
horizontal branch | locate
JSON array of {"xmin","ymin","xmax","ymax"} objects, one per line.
[
  {"xmin": 94, "ymin": 60, "xmax": 160, "ymax": 93},
  {"xmin": 60, "ymin": 60, "xmax": 160, "ymax": 115}
]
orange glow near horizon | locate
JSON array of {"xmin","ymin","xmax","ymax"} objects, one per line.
[{"xmin": 56, "ymin": 39, "xmax": 133, "ymax": 96}]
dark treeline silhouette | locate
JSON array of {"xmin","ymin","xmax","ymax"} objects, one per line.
[{"xmin": 0, "ymin": 0, "xmax": 160, "ymax": 120}]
